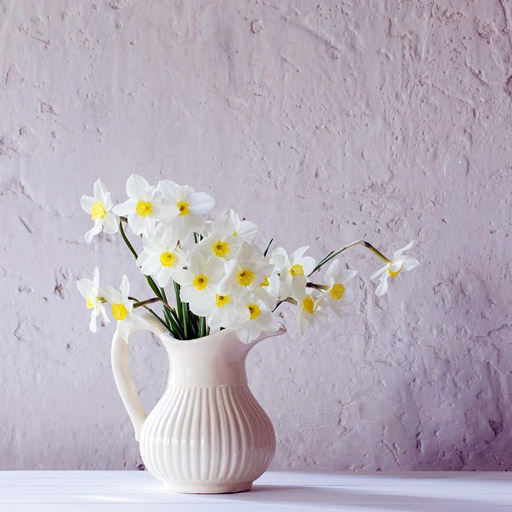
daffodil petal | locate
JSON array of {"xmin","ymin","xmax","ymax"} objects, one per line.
[
  {"xmin": 89, "ymin": 310, "xmax": 98, "ymax": 333},
  {"xmin": 92, "ymin": 267, "xmax": 100, "ymax": 288},
  {"xmin": 85, "ymin": 222, "xmax": 102, "ymax": 243},
  {"xmin": 327, "ymin": 298, "xmax": 343, "ymax": 318},
  {"xmin": 370, "ymin": 266, "xmax": 388, "ymax": 280},
  {"xmin": 80, "ymin": 195, "xmax": 95, "ymax": 213},
  {"xmin": 291, "ymin": 246, "xmax": 310, "ymax": 261},
  {"xmin": 120, "ymin": 275, "xmax": 130, "ymax": 298},
  {"xmin": 324, "ymin": 259, "xmax": 340, "ymax": 282},
  {"xmin": 118, "ymin": 319, "xmax": 133, "ymax": 341},
  {"xmin": 129, "ymin": 214, "xmax": 147, "ymax": 236},
  {"xmin": 375, "ymin": 274, "xmax": 389, "ymax": 296},
  {"xmin": 100, "ymin": 306, "xmax": 110, "ymax": 324},
  {"xmin": 389, "ymin": 261, "xmax": 403, "ymax": 272},
  {"xmin": 76, "ymin": 278, "xmax": 93, "ymax": 298},
  {"xmin": 126, "ymin": 174, "xmax": 150, "ymax": 198},
  {"xmin": 112, "ymin": 199, "xmax": 136, "ymax": 216},
  {"xmin": 237, "ymin": 220, "xmax": 258, "ymax": 241},
  {"xmin": 235, "ymin": 324, "xmax": 261, "ymax": 344},
  {"xmin": 393, "ymin": 240, "xmax": 414, "ymax": 259},
  {"xmin": 340, "ymin": 268, "xmax": 358, "ymax": 283},
  {"xmin": 102, "ymin": 212, "xmax": 119, "ymax": 234},
  {"xmin": 93, "ymin": 179, "xmax": 108, "ymax": 204},
  {"xmin": 103, "ymin": 285, "xmax": 121, "ymax": 303},
  {"xmin": 402, "ymin": 257, "xmax": 419, "ymax": 271},
  {"xmin": 339, "ymin": 286, "xmax": 355, "ymax": 306},
  {"xmin": 298, "ymin": 310, "xmax": 309, "ymax": 335},
  {"xmin": 188, "ymin": 191, "xmax": 215, "ymax": 215},
  {"xmin": 300, "ymin": 256, "xmax": 317, "ymax": 275}
]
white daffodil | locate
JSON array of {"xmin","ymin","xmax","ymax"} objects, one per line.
[
  {"xmin": 136, "ymin": 224, "xmax": 186, "ymax": 288},
  {"xmin": 270, "ymin": 246, "xmax": 317, "ymax": 300},
  {"xmin": 198, "ymin": 209, "xmax": 256, "ymax": 259},
  {"xmin": 207, "ymin": 293, "xmax": 246, "ymax": 332},
  {"xmin": 174, "ymin": 250, "xmax": 223, "ymax": 317},
  {"xmin": 195, "ymin": 230, "xmax": 239, "ymax": 261},
  {"xmin": 317, "ymin": 260, "xmax": 357, "ymax": 316},
  {"xmin": 76, "ymin": 267, "xmax": 109, "ymax": 333},
  {"xmin": 254, "ymin": 271, "xmax": 280, "ymax": 309},
  {"xmin": 216, "ymin": 208, "xmax": 258, "ymax": 242},
  {"xmin": 292, "ymin": 278, "xmax": 326, "ymax": 335},
  {"xmin": 371, "ymin": 241, "xmax": 419, "ymax": 296},
  {"xmin": 80, "ymin": 179, "xmax": 118, "ymax": 243},
  {"xmin": 113, "ymin": 174, "xmax": 166, "ymax": 236},
  {"xmin": 103, "ymin": 275, "xmax": 137, "ymax": 340},
  {"xmin": 157, "ymin": 180, "xmax": 215, "ymax": 234},
  {"xmin": 232, "ymin": 293, "xmax": 280, "ymax": 343},
  {"xmin": 217, "ymin": 242, "xmax": 274, "ymax": 298}
]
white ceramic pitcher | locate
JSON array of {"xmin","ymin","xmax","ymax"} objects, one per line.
[{"xmin": 111, "ymin": 313, "xmax": 286, "ymax": 493}]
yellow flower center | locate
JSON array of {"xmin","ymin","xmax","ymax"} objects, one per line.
[
  {"xmin": 302, "ymin": 296, "xmax": 315, "ymax": 314},
  {"xmin": 248, "ymin": 303, "xmax": 261, "ymax": 320},
  {"xmin": 233, "ymin": 231, "xmax": 238, "ymax": 236},
  {"xmin": 215, "ymin": 294, "xmax": 231, "ymax": 307},
  {"xmin": 238, "ymin": 269, "xmax": 255, "ymax": 287},
  {"xmin": 177, "ymin": 201, "xmax": 189, "ymax": 216},
  {"xmin": 193, "ymin": 274, "xmax": 208, "ymax": 290},
  {"xmin": 388, "ymin": 265, "xmax": 403, "ymax": 278},
  {"xmin": 330, "ymin": 283, "xmax": 345, "ymax": 300},
  {"xmin": 136, "ymin": 200, "xmax": 152, "ymax": 217},
  {"xmin": 112, "ymin": 303, "xmax": 128, "ymax": 321},
  {"xmin": 212, "ymin": 240, "xmax": 230, "ymax": 258},
  {"xmin": 86, "ymin": 297, "xmax": 94, "ymax": 309},
  {"xmin": 160, "ymin": 252, "xmax": 176, "ymax": 267},
  {"xmin": 91, "ymin": 201, "xmax": 106, "ymax": 220},
  {"xmin": 260, "ymin": 276, "xmax": 270, "ymax": 287},
  {"xmin": 290, "ymin": 264, "xmax": 304, "ymax": 277}
]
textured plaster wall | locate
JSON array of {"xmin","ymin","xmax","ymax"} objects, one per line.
[{"xmin": 1, "ymin": 0, "xmax": 511, "ymax": 471}]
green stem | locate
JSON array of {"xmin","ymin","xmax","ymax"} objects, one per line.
[
  {"xmin": 165, "ymin": 306, "xmax": 184, "ymax": 339},
  {"xmin": 199, "ymin": 317, "xmax": 206, "ymax": 338},
  {"xmin": 158, "ymin": 286, "xmax": 173, "ymax": 332},
  {"xmin": 306, "ymin": 283, "xmax": 329, "ymax": 290},
  {"xmin": 173, "ymin": 281, "xmax": 195, "ymax": 340},
  {"xmin": 309, "ymin": 240, "xmax": 390, "ymax": 276},
  {"xmin": 173, "ymin": 281, "xmax": 183, "ymax": 323},
  {"xmin": 119, "ymin": 220, "xmax": 164, "ymax": 301},
  {"xmin": 119, "ymin": 219, "xmax": 138, "ymax": 259},
  {"xmin": 130, "ymin": 294, "xmax": 184, "ymax": 339},
  {"xmin": 118, "ymin": 220, "xmax": 201, "ymax": 340},
  {"xmin": 168, "ymin": 305, "xmax": 181, "ymax": 324},
  {"xmin": 140, "ymin": 304, "xmax": 170, "ymax": 331},
  {"xmin": 263, "ymin": 238, "xmax": 273, "ymax": 257},
  {"xmin": 182, "ymin": 302, "xmax": 190, "ymax": 339},
  {"xmin": 132, "ymin": 297, "xmax": 161, "ymax": 308},
  {"xmin": 315, "ymin": 250, "xmax": 334, "ymax": 269},
  {"xmin": 145, "ymin": 276, "xmax": 162, "ymax": 300},
  {"xmin": 272, "ymin": 297, "xmax": 297, "ymax": 312},
  {"xmin": 165, "ymin": 309, "xmax": 184, "ymax": 340}
]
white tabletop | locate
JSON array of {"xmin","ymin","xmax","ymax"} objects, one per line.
[{"xmin": 1, "ymin": 470, "xmax": 512, "ymax": 511}]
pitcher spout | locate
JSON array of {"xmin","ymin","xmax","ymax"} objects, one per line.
[
  {"xmin": 247, "ymin": 324, "xmax": 287, "ymax": 350},
  {"xmin": 160, "ymin": 324, "xmax": 287, "ymax": 388}
]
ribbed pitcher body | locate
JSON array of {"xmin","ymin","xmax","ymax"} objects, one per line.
[{"xmin": 138, "ymin": 329, "xmax": 276, "ymax": 493}]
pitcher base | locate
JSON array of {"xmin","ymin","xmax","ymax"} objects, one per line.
[{"xmin": 164, "ymin": 480, "xmax": 253, "ymax": 494}]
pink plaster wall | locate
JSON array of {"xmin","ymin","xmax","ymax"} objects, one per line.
[{"xmin": 1, "ymin": 0, "xmax": 511, "ymax": 470}]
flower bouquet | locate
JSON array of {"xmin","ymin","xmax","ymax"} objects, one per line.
[
  {"xmin": 76, "ymin": 175, "xmax": 419, "ymax": 493},
  {"xmin": 77, "ymin": 175, "xmax": 418, "ymax": 343}
]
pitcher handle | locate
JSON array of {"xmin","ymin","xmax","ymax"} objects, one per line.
[{"xmin": 111, "ymin": 313, "xmax": 169, "ymax": 441}]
